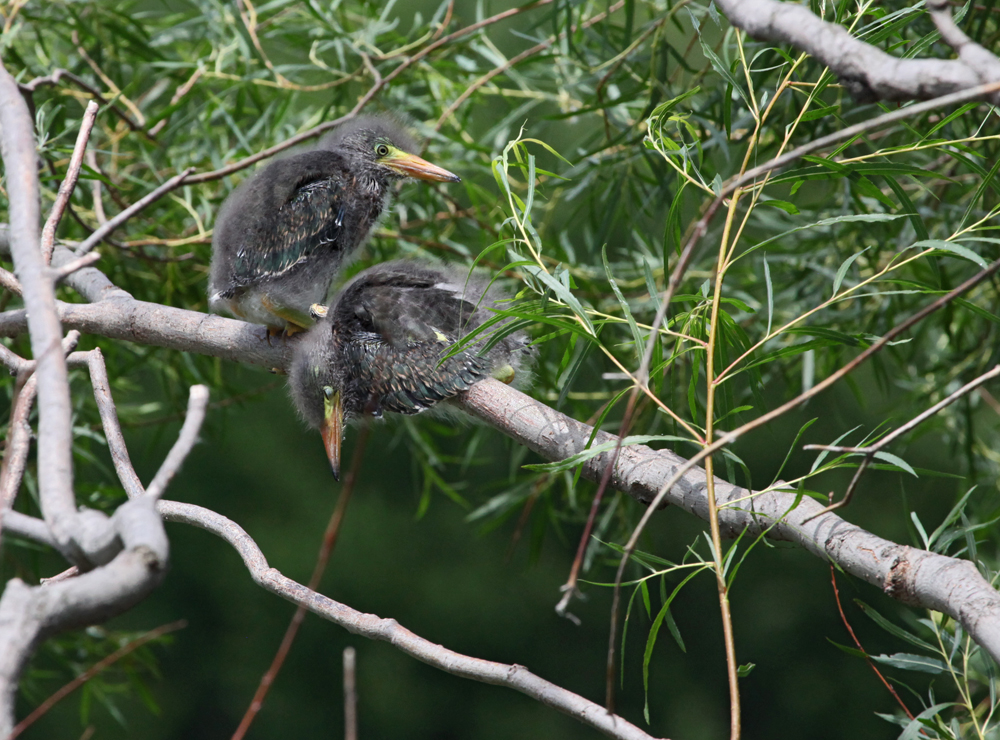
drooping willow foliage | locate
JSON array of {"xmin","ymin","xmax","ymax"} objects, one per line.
[{"xmin": 2, "ymin": 0, "xmax": 999, "ymax": 737}]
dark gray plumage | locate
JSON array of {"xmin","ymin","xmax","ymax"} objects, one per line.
[
  {"xmin": 288, "ymin": 260, "xmax": 533, "ymax": 477},
  {"xmin": 208, "ymin": 115, "xmax": 460, "ymax": 332}
]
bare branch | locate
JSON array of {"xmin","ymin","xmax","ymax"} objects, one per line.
[
  {"xmin": 0, "ymin": 297, "xmax": 286, "ymax": 369},
  {"xmin": 0, "ymin": 511, "xmax": 56, "ymax": 549},
  {"xmin": 0, "ymin": 62, "xmax": 76, "ymax": 541},
  {"xmin": 79, "ymin": 348, "xmax": 145, "ymax": 499},
  {"xmin": 0, "ymin": 267, "xmax": 21, "ymax": 296},
  {"xmin": 0, "ymin": 504, "xmax": 169, "ymax": 736},
  {"xmin": 41, "ymin": 100, "xmax": 98, "ymax": 264},
  {"xmin": 156, "ymin": 500, "xmax": 660, "ymax": 740},
  {"xmin": 74, "ymin": 168, "xmax": 195, "ymax": 256},
  {"xmin": 715, "ymin": 0, "xmax": 1000, "ymax": 103},
  {"xmin": 144, "ymin": 385, "xmax": 209, "ymax": 500},
  {"xmin": 48, "ymin": 251, "xmax": 102, "ymax": 283},
  {"xmin": 0, "ymin": 343, "xmax": 30, "ymax": 373}
]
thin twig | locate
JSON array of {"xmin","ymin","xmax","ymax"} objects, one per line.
[
  {"xmin": 148, "ymin": 67, "xmax": 203, "ymax": 137},
  {"xmin": 7, "ymin": 621, "xmax": 187, "ymax": 739},
  {"xmin": 185, "ymin": 0, "xmax": 556, "ymax": 185},
  {"xmin": 74, "ymin": 168, "xmax": 195, "ymax": 255},
  {"xmin": 0, "ymin": 373, "xmax": 39, "ymax": 525},
  {"xmin": 48, "ymin": 252, "xmax": 102, "ymax": 283},
  {"xmin": 802, "ymin": 364, "xmax": 1000, "ymax": 519},
  {"xmin": 19, "ymin": 70, "xmax": 142, "ymax": 133},
  {"xmin": 344, "ymin": 647, "xmax": 357, "ymax": 740},
  {"xmin": 144, "ymin": 385, "xmax": 210, "ymax": 500},
  {"xmin": 85, "ymin": 150, "xmax": 108, "ymax": 226},
  {"xmin": 231, "ymin": 419, "xmax": 372, "ymax": 740},
  {"xmin": 830, "ymin": 566, "xmax": 915, "ymax": 720},
  {"xmin": 0, "ymin": 267, "xmax": 21, "ymax": 296},
  {"xmin": 81, "ymin": 348, "xmax": 145, "ymax": 499},
  {"xmin": 41, "ymin": 101, "xmax": 99, "ymax": 264}
]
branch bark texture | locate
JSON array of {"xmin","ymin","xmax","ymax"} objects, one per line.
[{"xmin": 716, "ymin": 0, "xmax": 1000, "ymax": 103}]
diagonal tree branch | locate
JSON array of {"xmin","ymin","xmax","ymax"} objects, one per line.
[
  {"xmin": 155, "ymin": 500, "xmax": 661, "ymax": 740},
  {"xmin": 2, "ymin": 279, "xmax": 996, "ymax": 667}
]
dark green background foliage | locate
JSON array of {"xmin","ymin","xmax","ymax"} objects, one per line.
[{"xmin": 2, "ymin": 0, "xmax": 999, "ymax": 737}]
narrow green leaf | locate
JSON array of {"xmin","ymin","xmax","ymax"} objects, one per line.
[
  {"xmin": 871, "ymin": 653, "xmax": 947, "ymax": 674},
  {"xmin": 912, "ymin": 239, "xmax": 989, "ymax": 269},
  {"xmin": 602, "ymin": 245, "xmax": 643, "ymax": 360},
  {"xmin": 832, "ymin": 246, "xmax": 869, "ymax": 296},
  {"xmin": 855, "ymin": 601, "xmax": 938, "ymax": 653},
  {"xmin": 873, "ymin": 451, "xmax": 917, "ymax": 477}
]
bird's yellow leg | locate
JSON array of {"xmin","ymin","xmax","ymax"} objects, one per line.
[
  {"xmin": 492, "ymin": 364, "xmax": 516, "ymax": 384},
  {"xmin": 260, "ymin": 295, "xmax": 315, "ymax": 337}
]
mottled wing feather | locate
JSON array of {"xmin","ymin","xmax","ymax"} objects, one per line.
[
  {"xmin": 334, "ymin": 269, "xmax": 492, "ymax": 415},
  {"xmin": 231, "ymin": 177, "xmax": 347, "ymax": 287},
  {"xmin": 341, "ymin": 335, "xmax": 491, "ymax": 416}
]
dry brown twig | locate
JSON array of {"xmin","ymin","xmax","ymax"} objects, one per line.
[{"xmin": 6, "ymin": 620, "xmax": 187, "ymax": 739}]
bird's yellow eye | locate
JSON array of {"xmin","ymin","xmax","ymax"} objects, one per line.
[
  {"xmin": 323, "ymin": 385, "xmax": 334, "ymax": 399},
  {"xmin": 375, "ymin": 143, "xmax": 390, "ymax": 158}
]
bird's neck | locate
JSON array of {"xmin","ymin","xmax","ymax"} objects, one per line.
[{"xmin": 363, "ymin": 173, "xmax": 386, "ymax": 198}]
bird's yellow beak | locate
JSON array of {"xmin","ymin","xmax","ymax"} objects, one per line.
[
  {"xmin": 382, "ymin": 147, "xmax": 461, "ymax": 183},
  {"xmin": 321, "ymin": 390, "xmax": 344, "ymax": 481}
]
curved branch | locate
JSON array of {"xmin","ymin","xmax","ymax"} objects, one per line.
[{"xmin": 156, "ymin": 500, "xmax": 660, "ymax": 740}]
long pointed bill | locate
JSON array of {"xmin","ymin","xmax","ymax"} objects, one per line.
[
  {"xmin": 383, "ymin": 148, "xmax": 461, "ymax": 183},
  {"xmin": 321, "ymin": 390, "xmax": 344, "ymax": 481}
]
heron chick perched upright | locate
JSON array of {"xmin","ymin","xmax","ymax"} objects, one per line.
[
  {"xmin": 208, "ymin": 115, "xmax": 461, "ymax": 334},
  {"xmin": 288, "ymin": 260, "xmax": 533, "ymax": 479}
]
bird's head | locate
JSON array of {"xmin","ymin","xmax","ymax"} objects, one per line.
[
  {"xmin": 288, "ymin": 322, "xmax": 348, "ymax": 480},
  {"xmin": 321, "ymin": 115, "xmax": 460, "ymax": 184}
]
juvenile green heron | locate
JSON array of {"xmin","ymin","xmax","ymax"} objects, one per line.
[
  {"xmin": 209, "ymin": 115, "xmax": 461, "ymax": 333},
  {"xmin": 288, "ymin": 260, "xmax": 532, "ymax": 478}
]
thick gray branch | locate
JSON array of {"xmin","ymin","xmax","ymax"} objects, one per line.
[
  {"xmin": 0, "ymin": 61, "xmax": 76, "ymax": 542},
  {"xmin": 1, "ymin": 286, "xmax": 996, "ymax": 663},
  {"xmin": 156, "ymin": 500, "xmax": 659, "ymax": 740},
  {"xmin": 458, "ymin": 379, "xmax": 1000, "ymax": 665},
  {"xmin": 0, "ymin": 496, "xmax": 168, "ymax": 735},
  {"xmin": 716, "ymin": 0, "xmax": 1000, "ymax": 103},
  {"xmin": 0, "ymin": 299, "xmax": 287, "ymax": 369}
]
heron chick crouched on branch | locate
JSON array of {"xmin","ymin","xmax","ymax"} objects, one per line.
[
  {"xmin": 288, "ymin": 260, "xmax": 533, "ymax": 478},
  {"xmin": 209, "ymin": 115, "xmax": 461, "ymax": 334}
]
